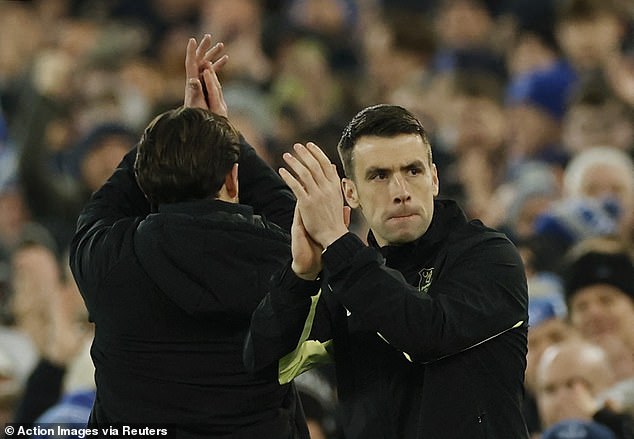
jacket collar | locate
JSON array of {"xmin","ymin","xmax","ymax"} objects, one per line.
[
  {"xmin": 158, "ymin": 199, "xmax": 254, "ymax": 217},
  {"xmin": 368, "ymin": 199, "xmax": 467, "ymax": 264},
  {"xmin": 158, "ymin": 200, "xmax": 253, "ymax": 215}
]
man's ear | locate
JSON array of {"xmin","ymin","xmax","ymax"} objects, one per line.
[
  {"xmin": 431, "ymin": 163, "xmax": 439, "ymax": 197},
  {"xmin": 224, "ymin": 163, "xmax": 239, "ymax": 201},
  {"xmin": 342, "ymin": 178, "xmax": 359, "ymax": 208}
]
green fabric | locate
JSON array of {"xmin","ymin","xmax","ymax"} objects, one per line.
[{"xmin": 278, "ymin": 290, "xmax": 334, "ymax": 384}]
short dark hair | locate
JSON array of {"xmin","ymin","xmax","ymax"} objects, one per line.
[
  {"xmin": 562, "ymin": 249, "xmax": 634, "ymax": 304},
  {"xmin": 134, "ymin": 107, "xmax": 241, "ymax": 205},
  {"xmin": 337, "ymin": 104, "xmax": 431, "ymax": 179},
  {"xmin": 556, "ymin": 0, "xmax": 621, "ymax": 23}
]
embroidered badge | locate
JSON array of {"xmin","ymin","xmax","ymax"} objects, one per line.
[{"xmin": 417, "ymin": 267, "xmax": 434, "ymax": 294}]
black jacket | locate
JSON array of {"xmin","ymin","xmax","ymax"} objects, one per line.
[
  {"xmin": 245, "ymin": 200, "xmax": 529, "ymax": 438},
  {"xmin": 70, "ymin": 142, "xmax": 308, "ymax": 438}
]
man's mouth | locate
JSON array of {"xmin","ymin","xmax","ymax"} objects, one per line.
[{"xmin": 387, "ymin": 212, "xmax": 417, "ymax": 221}]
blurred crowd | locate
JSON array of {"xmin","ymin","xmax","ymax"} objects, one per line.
[{"xmin": 0, "ymin": 0, "xmax": 633, "ymax": 438}]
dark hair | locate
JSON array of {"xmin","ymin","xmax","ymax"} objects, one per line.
[
  {"xmin": 556, "ymin": 0, "xmax": 621, "ymax": 23},
  {"xmin": 134, "ymin": 107, "xmax": 241, "ymax": 205},
  {"xmin": 569, "ymin": 72, "xmax": 628, "ymax": 108},
  {"xmin": 452, "ymin": 69, "xmax": 505, "ymax": 102},
  {"xmin": 337, "ymin": 104, "xmax": 431, "ymax": 179},
  {"xmin": 562, "ymin": 249, "xmax": 634, "ymax": 304},
  {"xmin": 69, "ymin": 123, "xmax": 137, "ymax": 178}
]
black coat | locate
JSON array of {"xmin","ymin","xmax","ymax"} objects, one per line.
[
  {"xmin": 70, "ymin": 143, "xmax": 308, "ymax": 438},
  {"xmin": 246, "ymin": 200, "xmax": 530, "ymax": 439}
]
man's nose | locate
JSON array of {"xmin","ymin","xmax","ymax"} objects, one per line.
[
  {"xmin": 583, "ymin": 300, "xmax": 606, "ymax": 318},
  {"xmin": 390, "ymin": 175, "xmax": 411, "ymax": 203}
]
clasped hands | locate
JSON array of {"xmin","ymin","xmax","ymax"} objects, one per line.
[
  {"xmin": 182, "ymin": 36, "xmax": 349, "ymax": 280},
  {"xmin": 184, "ymin": 34, "xmax": 228, "ymax": 115},
  {"xmin": 279, "ymin": 143, "xmax": 350, "ymax": 280}
]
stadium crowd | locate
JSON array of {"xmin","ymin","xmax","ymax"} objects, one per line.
[{"xmin": 0, "ymin": 0, "xmax": 632, "ymax": 438}]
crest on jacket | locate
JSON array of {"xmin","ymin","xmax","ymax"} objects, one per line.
[{"xmin": 417, "ymin": 267, "xmax": 434, "ymax": 294}]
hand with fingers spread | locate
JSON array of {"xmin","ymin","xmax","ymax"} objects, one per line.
[
  {"xmin": 279, "ymin": 142, "xmax": 349, "ymax": 250},
  {"xmin": 184, "ymin": 34, "xmax": 229, "ymax": 115}
]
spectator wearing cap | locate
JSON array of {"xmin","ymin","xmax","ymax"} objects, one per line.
[
  {"xmin": 561, "ymin": 238, "xmax": 634, "ymax": 382},
  {"xmin": 63, "ymin": 123, "xmax": 137, "ymax": 194},
  {"xmin": 524, "ymin": 293, "xmax": 578, "ymax": 436},
  {"xmin": 18, "ymin": 122, "xmax": 136, "ymax": 251},
  {"xmin": 526, "ymin": 294, "xmax": 573, "ymax": 393},
  {"xmin": 505, "ymin": 60, "xmax": 577, "ymax": 170}
]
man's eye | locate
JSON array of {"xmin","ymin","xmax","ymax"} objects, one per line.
[
  {"xmin": 408, "ymin": 168, "xmax": 422, "ymax": 176},
  {"xmin": 370, "ymin": 172, "xmax": 387, "ymax": 180}
]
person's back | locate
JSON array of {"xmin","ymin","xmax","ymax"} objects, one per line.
[{"xmin": 70, "ymin": 107, "xmax": 305, "ymax": 437}]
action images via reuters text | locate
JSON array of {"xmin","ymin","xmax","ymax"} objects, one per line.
[{"xmin": 5, "ymin": 425, "xmax": 169, "ymax": 438}]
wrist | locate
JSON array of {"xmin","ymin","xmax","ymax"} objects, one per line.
[
  {"xmin": 319, "ymin": 229, "xmax": 348, "ymax": 250},
  {"xmin": 291, "ymin": 261, "xmax": 320, "ymax": 281}
]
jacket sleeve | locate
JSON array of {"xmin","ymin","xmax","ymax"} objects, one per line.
[
  {"xmin": 322, "ymin": 232, "xmax": 528, "ymax": 363},
  {"xmin": 244, "ymin": 264, "xmax": 333, "ymax": 382},
  {"xmin": 237, "ymin": 138, "xmax": 295, "ymax": 232},
  {"xmin": 69, "ymin": 148, "xmax": 149, "ymax": 312},
  {"xmin": 11, "ymin": 359, "xmax": 66, "ymax": 424},
  {"xmin": 593, "ymin": 407, "xmax": 634, "ymax": 439}
]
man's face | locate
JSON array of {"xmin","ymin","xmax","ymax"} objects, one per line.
[
  {"xmin": 507, "ymin": 105, "xmax": 559, "ymax": 156},
  {"xmin": 557, "ymin": 16, "xmax": 623, "ymax": 70},
  {"xmin": 81, "ymin": 137, "xmax": 130, "ymax": 191},
  {"xmin": 562, "ymin": 102, "xmax": 634, "ymax": 153},
  {"xmin": 536, "ymin": 343, "xmax": 612, "ymax": 428},
  {"xmin": 578, "ymin": 163, "xmax": 634, "ymax": 217},
  {"xmin": 342, "ymin": 134, "xmax": 439, "ymax": 247},
  {"xmin": 569, "ymin": 284, "xmax": 634, "ymax": 347},
  {"xmin": 453, "ymin": 95, "xmax": 506, "ymax": 152}
]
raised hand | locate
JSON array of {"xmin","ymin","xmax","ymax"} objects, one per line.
[
  {"xmin": 290, "ymin": 205, "xmax": 323, "ymax": 280},
  {"xmin": 184, "ymin": 34, "xmax": 229, "ymax": 115},
  {"xmin": 279, "ymin": 142, "xmax": 349, "ymax": 250}
]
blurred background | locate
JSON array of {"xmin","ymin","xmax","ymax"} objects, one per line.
[{"xmin": 0, "ymin": 0, "xmax": 632, "ymax": 438}]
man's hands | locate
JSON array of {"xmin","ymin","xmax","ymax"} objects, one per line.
[
  {"xmin": 290, "ymin": 205, "xmax": 323, "ymax": 280},
  {"xmin": 279, "ymin": 142, "xmax": 350, "ymax": 279},
  {"xmin": 184, "ymin": 34, "xmax": 228, "ymax": 116},
  {"xmin": 183, "ymin": 38, "xmax": 350, "ymax": 280}
]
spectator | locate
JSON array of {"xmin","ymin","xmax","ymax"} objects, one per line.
[
  {"xmin": 18, "ymin": 120, "xmax": 136, "ymax": 251},
  {"xmin": 535, "ymin": 339, "xmax": 633, "ymax": 438},
  {"xmin": 439, "ymin": 70, "xmax": 509, "ymax": 222},
  {"xmin": 560, "ymin": 238, "xmax": 634, "ymax": 382},
  {"xmin": 10, "ymin": 227, "xmax": 88, "ymax": 424},
  {"xmin": 524, "ymin": 294, "xmax": 578, "ymax": 436},
  {"xmin": 561, "ymin": 147, "xmax": 634, "ymax": 246},
  {"xmin": 562, "ymin": 74, "xmax": 634, "ymax": 155},
  {"xmin": 554, "ymin": 0, "xmax": 627, "ymax": 73},
  {"xmin": 505, "ymin": 60, "xmax": 576, "ymax": 169}
]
